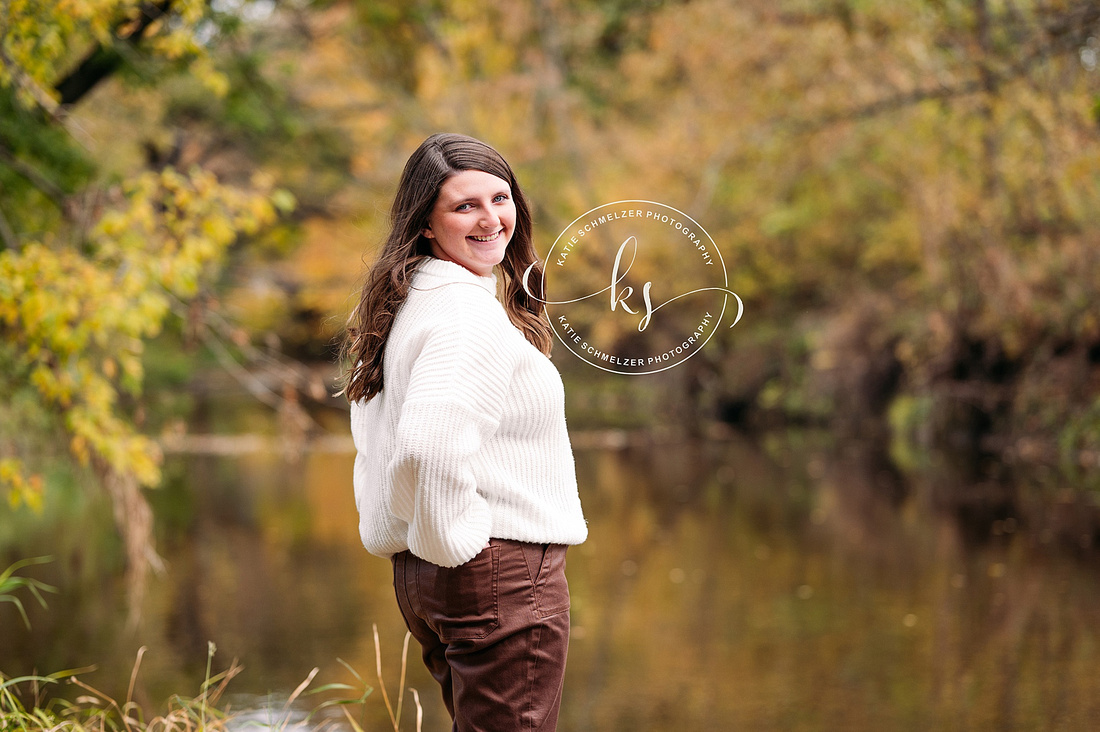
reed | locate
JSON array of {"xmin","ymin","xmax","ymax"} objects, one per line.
[
  {"xmin": 1, "ymin": 643, "xmax": 242, "ymax": 732},
  {"xmin": 1, "ymin": 619, "xmax": 422, "ymax": 731},
  {"xmin": 1, "ymin": 557, "xmax": 421, "ymax": 730}
]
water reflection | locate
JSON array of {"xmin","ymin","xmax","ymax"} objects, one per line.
[{"xmin": 2, "ymin": 433, "xmax": 1099, "ymax": 731}]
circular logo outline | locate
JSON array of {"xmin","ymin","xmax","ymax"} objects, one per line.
[{"xmin": 540, "ymin": 199, "xmax": 736, "ymax": 376}]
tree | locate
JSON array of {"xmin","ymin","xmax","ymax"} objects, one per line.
[{"xmin": 0, "ymin": 0, "xmax": 290, "ymax": 617}]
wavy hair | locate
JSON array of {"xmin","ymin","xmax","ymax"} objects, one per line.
[{"xmin": 339, "ymin": 133, "xmax": 553, "ymax": 402}]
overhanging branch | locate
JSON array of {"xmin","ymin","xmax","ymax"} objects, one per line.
[
  {"xmin": 786, "ymin": 2, "xmax": 1100, "ymax": 135},
  {"xmin": 54, "ymin": 0, "xmax": 174, "ymax": 107}
]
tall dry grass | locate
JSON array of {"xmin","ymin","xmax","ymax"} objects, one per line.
[{"xmin": 1, "ymin": 627, "xmax": 422, "ymax": 731}]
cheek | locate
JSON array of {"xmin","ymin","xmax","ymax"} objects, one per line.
[{"xmin": 438, "ymin": 215, "xmax": 464, "ymax": 238}]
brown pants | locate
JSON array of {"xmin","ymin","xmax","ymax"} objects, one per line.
[{"xmin": 391, "ymin": 538, "xmax": 571, "ymax": 731}]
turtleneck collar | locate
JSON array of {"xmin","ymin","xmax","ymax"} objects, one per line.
[{"xmin": 414, "ymin": 256, "xmax": 498, "ymax": 296}]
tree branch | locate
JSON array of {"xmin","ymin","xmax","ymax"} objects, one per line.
[
  {"xmin": 786, "ymin": 3, "xmax": 1099, "ymax": 135},
  {"xmin": 0, "ymin": 140, "xmax": 67, "ymax": 207},
  {"xmin": 0, "ymin": 0, "xmax": 63, "ymax": 121},
  {"xmin": 54, "ymin": 0, "xmax": 174, "ymax": 107}
]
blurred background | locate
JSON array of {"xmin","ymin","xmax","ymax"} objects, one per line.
[{"xmin": 2, "ymin": 0, "xmax": 1100, "ymax": 730}]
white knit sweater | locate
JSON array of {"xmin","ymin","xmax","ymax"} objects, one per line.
[{"xmin": 351, "ymin": 257, "xmax": 588, "ymax": 568}]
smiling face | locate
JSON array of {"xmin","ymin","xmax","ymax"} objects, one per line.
[{"xmin": 422, "ymin": 169, "xmax": 516, "ymax": 277}]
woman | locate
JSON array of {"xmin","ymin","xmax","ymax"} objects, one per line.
[{"xmin": 342, "ymin": 133, "xmax": 588, "ymax": 731}]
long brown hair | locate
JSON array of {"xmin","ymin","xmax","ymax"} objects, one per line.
[{"xmin": 340, "ymin": 133, "xmax": 553, "ymax": 402}]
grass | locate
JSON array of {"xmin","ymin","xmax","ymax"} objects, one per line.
[
  {"xmin": 0, "ymin": 556, "xmax": 56, "ymax": 629},
  {"xmin": 1, "ymin": 558, "xmax": 422, "ymax": 731},
  {"xmin": 0, "ymin": 631, "xmax": 423, "ymax": 731},
  {"xmin": 0, "ymin": 645, "xmax": 242, "ymax": 731}
]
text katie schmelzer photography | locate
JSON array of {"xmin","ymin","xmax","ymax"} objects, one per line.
[{"xmin": 554, "ymin": 207, "xmax": 718, "ymax": 268}]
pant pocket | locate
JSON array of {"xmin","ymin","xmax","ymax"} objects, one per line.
[
  {"xmin": 419, "ymin": 545, "xmax": 500, "ymax": 642},
  {"xmin": 531, "ymin": 544, "xmax": 570, "ymax": 619}
]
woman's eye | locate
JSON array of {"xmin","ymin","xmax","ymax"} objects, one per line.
[
  {"xmin": 493, "ymin": 194, "xmax": 509, "ymax": 203},
  {"xmin": 456, "ymin": 203, "xmax": 473, "ymax": 211}
]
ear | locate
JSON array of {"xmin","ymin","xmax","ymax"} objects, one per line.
[{"xmin": 422, "ymin": 225, "xmax": 434, "ymax": 239}]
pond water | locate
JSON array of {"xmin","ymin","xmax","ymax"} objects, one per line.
[{"xmin": 3, "ymin": 431, "xmax": 1100, "ymax": 731}]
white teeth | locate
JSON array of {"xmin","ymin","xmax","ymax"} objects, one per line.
[{"xmin": 469, "ymin": 230, "xmax": 501, "ymax": 242}]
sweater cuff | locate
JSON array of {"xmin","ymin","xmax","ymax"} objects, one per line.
[{"xmin": 415, "ymin": 497, "xmax": 493, "ymax": 568}]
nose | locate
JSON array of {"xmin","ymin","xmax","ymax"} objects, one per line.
[{"xmin": 479, "ymin": 206, "xmax": 500, "ymax": 230}]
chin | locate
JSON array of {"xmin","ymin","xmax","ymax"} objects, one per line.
[{"xmin": 480, "ymin": 247, "xmax": 508, "ymax": 268}]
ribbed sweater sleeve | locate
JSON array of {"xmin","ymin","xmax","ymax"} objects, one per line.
[{"xmin": 387, "ymin": 286, "xmax": 519, "ymax": 567}]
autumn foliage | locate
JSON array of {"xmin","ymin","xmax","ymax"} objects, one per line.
[{"xmin": 2, "ymin": 0, "xmax": 1100, "ymax": 595}]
